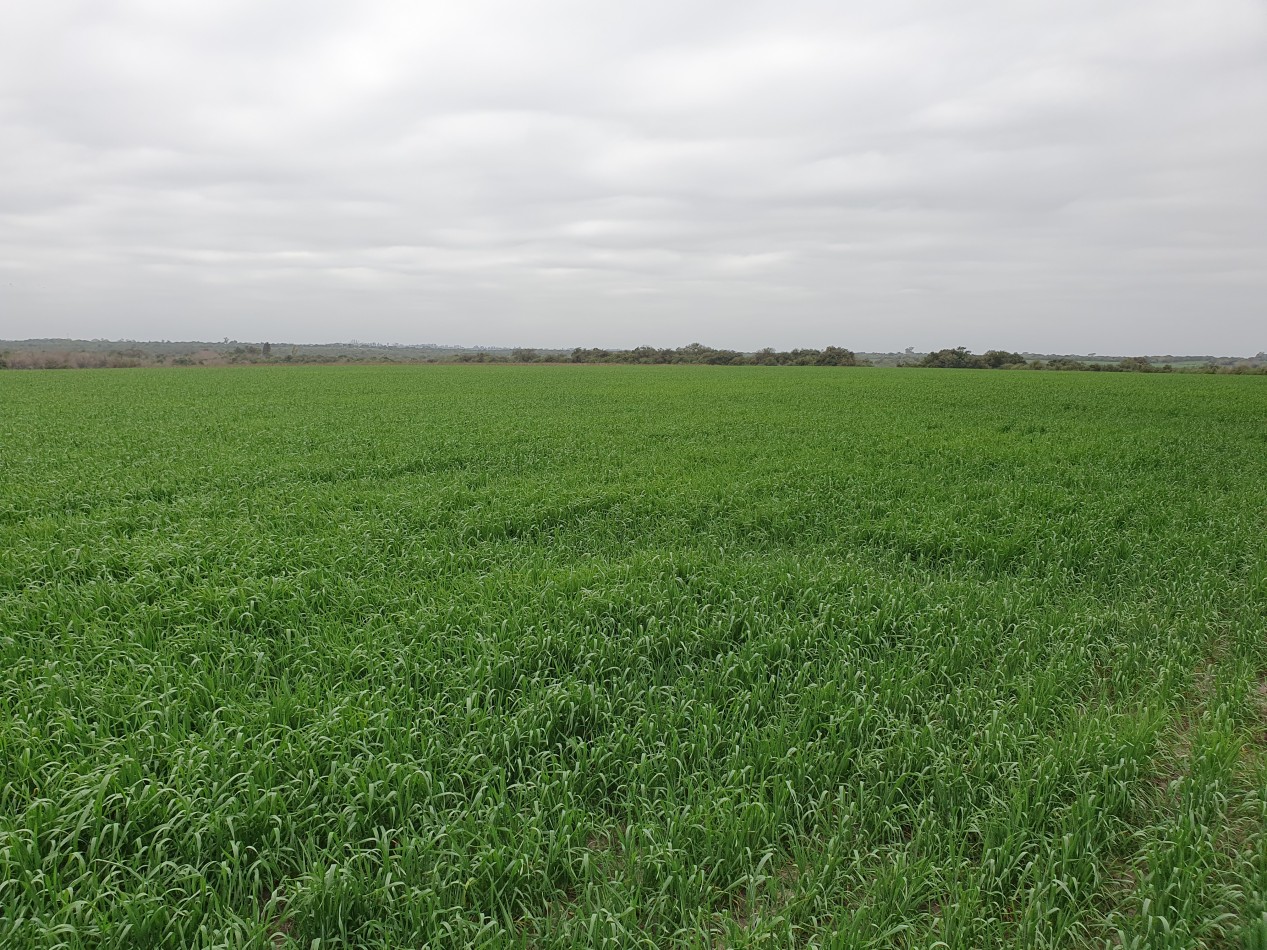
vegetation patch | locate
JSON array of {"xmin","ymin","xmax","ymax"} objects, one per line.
[{"xmin": 1, "ymin": 365, "xmax": 1264, "ymax": 947}]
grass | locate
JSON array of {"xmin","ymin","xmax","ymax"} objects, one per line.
[{"xmin": 1, "ymin": 364, "xmax": 1265, "ymax": 948}]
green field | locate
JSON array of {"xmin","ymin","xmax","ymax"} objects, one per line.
[{"xmin": 2, "ymin": 366, "xmax": 1266, "ymax": 948}]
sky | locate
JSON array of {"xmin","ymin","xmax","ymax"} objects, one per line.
[{"xmin": 1, "ymin": 1, "xmax": 1264, "ymax": 354}]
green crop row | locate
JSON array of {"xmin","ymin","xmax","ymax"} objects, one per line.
[{"xmin": 1, "ymin": 365, "xmax": 1265, "ymax": 948}]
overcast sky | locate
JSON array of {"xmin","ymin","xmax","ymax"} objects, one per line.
[{"xmin": 1, "ymin": 1, "xmax": 1264, "ymax": 353}]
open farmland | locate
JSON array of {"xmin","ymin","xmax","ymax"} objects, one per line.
[{"xmin": 2, "ymin": 365, "xmax": 1266, "ymax": 948}]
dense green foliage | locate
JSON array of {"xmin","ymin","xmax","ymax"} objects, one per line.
[
  {"xmin": 539, "ymin": 344, "xmax": 867, "ymax": 366},
  {"xmin": 908, "ymin": 348, "xmax": 1237, "ymax": 374},
  {"xmin": 915, "ymin": 347, "xmax": 1027, "ymax": 370},
  {"xmin": 2, "ymin": 366, "xmax": 1265, "ymax": 948}
]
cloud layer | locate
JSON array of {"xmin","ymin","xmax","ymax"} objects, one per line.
[{"xmin": 2, "ymin": 0, "xmax": 1264, "ymax": 351}]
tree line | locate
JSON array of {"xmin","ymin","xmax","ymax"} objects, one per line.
[
  {"xmin": 3, "ymin": 341, "xmax": 1264, "ymax": 373},
  {"xmin": 908, "ymin": 347, "xmax": 1266, "ymax": 374},
  {"xmin": 493, "ymin": 343, "xmax": 868, "ymax": 366},
  {"xmin": 911, "ymin": 347, "xmax": 1165, "ymax": 372}
]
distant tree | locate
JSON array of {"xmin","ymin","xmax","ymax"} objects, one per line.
[
  {"xmin": 1117, "ymin": 356, "xmax": 1155, "ymax": 373},
  {"xmin": 701, "ymin": 347, "xmax": 745, "ymax": 365},
  {"xmin": 262, "ymin": 341, "xmax": 272, "ymax": 358},
  {"xmin": 534, "ymin": 343, "xmax": 868, "ymax": 368},
  {"xmin": 919, "ymin": 347, "xmax": 984, "ymax": 369},
  {"xmin": 817, "ymin": 346, "xmax": 862, "ymax": 366},
  {"xmin": 784, "ymin": 348, "xmax": 816, "ymax": 366},
  {"xmin": 981, "ymin": 349, "xmax": 1025, "ymax": 368},
  {"xmin": 752, "ymin": 347, "xmax": 779, "ymax": 366},
  {"xmin": 511, "ymin": 348, "xmax": 539, "ymax": 362},
  {"xmin": 679, "ymin": 343, "xmax": 709, "ymax": 361},
  {"xmin": 1044, "ymin": 358, "xmax": 1089, "ymax": 371}
]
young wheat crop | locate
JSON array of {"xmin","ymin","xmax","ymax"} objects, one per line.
[{"xmin": 1, "ymin": 365, "xmax": 1265, "ymax": 948}]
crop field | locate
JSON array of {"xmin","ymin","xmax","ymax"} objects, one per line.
[{"xmin": 2, "ymin": 365, "xmax": 1266, "ymax": 949}]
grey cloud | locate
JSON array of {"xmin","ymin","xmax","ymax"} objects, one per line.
[{"xmin": 1, "ymin": 0, "xmax": 1264, "ymax": 352}]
